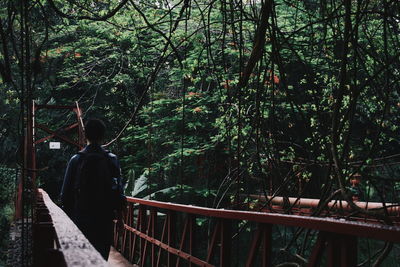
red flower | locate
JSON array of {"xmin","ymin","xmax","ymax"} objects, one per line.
[{"xmin": 193, "ymin": 107, "xmax": 202, "ymax": 113}]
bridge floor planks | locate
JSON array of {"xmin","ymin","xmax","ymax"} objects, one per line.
[{"xmin": 108, "ymin": 246, "xmax": 138, "ymax": 267}]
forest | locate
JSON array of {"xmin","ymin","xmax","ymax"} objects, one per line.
[{"xmin": 0, "ymin": 0, "xmax": 400, "ymax": 266}]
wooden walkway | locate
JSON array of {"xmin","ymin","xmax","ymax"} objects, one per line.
[{"xmin": 108, "ymin": 247, "xmax": 137, "ymax": 267}]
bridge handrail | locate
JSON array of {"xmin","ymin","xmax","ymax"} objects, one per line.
[
  {"xmin": 36, "ymin": 189, "xmax": 108, "ymax": 267},
  {"xmin": 126, "ymin": 196, "xmax": 400, "ymax": 242}
]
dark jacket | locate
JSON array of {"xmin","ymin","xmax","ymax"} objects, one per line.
[{"xmin": 60, "ymin": 144, "xmax": 123, "ymax": 219}]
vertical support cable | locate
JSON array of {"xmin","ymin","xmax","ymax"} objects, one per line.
[
  {"xmin": 25, "ymin": 0, "xmax": 34, "ymax": 262},
  {"xmin": 75, "ymin": 101, "xmax": 85, "ymax": 149},
  {"xmin": 234, "ymin": 0, "xmax": 243, "ymax": 208},
  {"xmin": 179, "ymin": 0, "xmax": 190, "ymax": 199},
  {"xmin": 147, "ymin": 84, "xmax": 153, "ymax": 198},
  {"xmin": 19, "ymin": 0, "xmax": 26, "ymax": 264}
]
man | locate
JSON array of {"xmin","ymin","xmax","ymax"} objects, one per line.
[{"xmin": 60, "ymin": 118, "xmax": 125, "ymax": 260}]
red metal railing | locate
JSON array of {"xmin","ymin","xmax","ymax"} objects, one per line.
[
  {"xmin": 246, "ymin": 194, "xmax": 400, "ymax": 224},
  {"xmin": 114, "ymin": 197, "xmax": 400, "ymax": 267}
]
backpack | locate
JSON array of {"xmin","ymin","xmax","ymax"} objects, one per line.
[{"xmin": 73, "ymin": 150, "xmax": 124, "ymax": 217}]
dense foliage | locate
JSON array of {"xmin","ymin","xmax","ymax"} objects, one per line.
[
  {"xmin": 1, "ymin": 0, "xmax": 400, "ymax": 265},
  {"xmin": 0, "ymin": 167, "xmax": 15, "ymax": 265},
  {"xmin": 0, "ymin": 0, "xmax": 399, "ymax": 214}
]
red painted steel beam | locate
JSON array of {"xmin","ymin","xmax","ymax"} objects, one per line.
[
  {"xmin": 124, "ymin": 224, "xmax": 214, "ymax": 267},
  {"xmin": 35, "ymin": 104, "xmax": 76, "ymax": 110},
  {"xmin": 326, "ymin": 232, "xmax": 341, "ymax": 267},
  {"xmin": 220, "ymin": 219, "xmax": 231, "ymax": 267},
  {"xmin": 339, "ymin": 234, "xmax": 357, "ymax": 267},
  {"xmin": 248, "ymin": 194, "xmax": 400, "ymax": 215},
  {"xmin": 167, "ymin": 211, "xmax": 176, "ymax": 267},
  {"xmin": 150, "ymin": 208, "xmax": 157, "ymax": 267},
  {"xmin": 176, "ymin": 217, "xmax": 190, "ymax": 266},
  {"xmin": 35, "ymin": 122, "xmax": 79, "ymax": 145},
  {"xmin": 33, "ymin": 103, "xmax": 85, "ymax": 149},
  {"xmin": 245, "ymin": 227, "xmax": 262, "ymax": 267},
  {"xmin": 139, "ymin": 205, "xmax": 147, "ymax": 267},
  {"xmin": 188, "ymin": 215, "xmax": 194, "ymax": 267},
  {"xmin": 262, "ymin": 224, "xmax": 272, "ymax": 267},
  {"xmin": 206, "ymin": 221, "xmax": 220, "ymax": 263},
  {"xmin": 36, "ymin": 123, "xmax": 80, "ymax": 147},
  {"xmin": 307, "ymin": 232, "xmax": 325, "ymax": 267},
  {"xmin": 156, "ymin": 215, "xmax": 168, "ymax": 267},
  {"xmin": 126, "ymin": 197, "xmax": 400, "ymax": 243}
]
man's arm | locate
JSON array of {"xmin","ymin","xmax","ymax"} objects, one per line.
[
  {"xmin": 60, "ymin": 155, "xmax": 79, "ymax": 217},
  {"xmin": 109, "ymin": 153, "xmax": 127, "ymax": 228},
  {"xmin": 109, "ymin": 153, "xmax": 127, "ymax": 204}
]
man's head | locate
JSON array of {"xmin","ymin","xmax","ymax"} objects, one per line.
[{"xmin": 84, "ymin": 118, "xmax": 106, "ymax": 144}]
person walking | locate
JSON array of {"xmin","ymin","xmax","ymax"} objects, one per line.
[{"xmin": 60, "ymin": 118, "xmax": 126, "ymax": 260}]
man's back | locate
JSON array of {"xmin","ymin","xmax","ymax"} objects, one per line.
[
  {"xmin": 61, "ymin": 144, "xmax": 124, "ymax": 260},
  {"xmin": 61, "ymin": 144, "xmax": 122, "ymax": 219},
  {"xmin": 61, "ymin": 118, "xmax": 126, "ymax": 260},
  {"xmin": 75, "ymin": 148, "xmax": 116, "ymax": 217}
]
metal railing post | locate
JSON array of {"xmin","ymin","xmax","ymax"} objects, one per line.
[
  {"xmin": 167, "ymin": 210, "xmax": 176, "ymax": 267},
  {"xmin": 139, "ymin": 205, "xmax": 147, "ymax": 266},
  {"xmin": 262, "ymin": 224, "xmax": 272, "ymax": 267},
  {"xmin": 220, "ymin": 219, "xmax": 231, "ymax": 267}
]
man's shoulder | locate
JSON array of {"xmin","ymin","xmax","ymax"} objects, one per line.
[
  {"xmin": 70, "ymin": 153, "xmax": 81, "ymax": 161},
  {"xmin": 107, "ymin": 152, "xmax": 117, "ymax": 159},
  {"xmin": 68, "ymin": 153, "xmax": 84, "ymax": 164},
  {"xmin": 79, "ymin": 149, "xmax": 118, "ymax": 162}
]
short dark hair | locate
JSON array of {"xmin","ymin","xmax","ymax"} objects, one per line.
[{"xmin": 84, "ymin": 118, "xmax": 106, "ymax": 143}]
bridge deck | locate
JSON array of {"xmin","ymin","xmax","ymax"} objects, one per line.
[{"xmin": 108, "ymin": 247, "xmax": 136, "ymax": 267}]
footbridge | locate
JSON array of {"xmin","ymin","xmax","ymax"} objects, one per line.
[
  {"xmin": 33, "ymin": 188, "xmax": 400, "ymax": 267},
  {"xmin": 17, "ymin": 103, "xmax": 400, "ymax": 266}
]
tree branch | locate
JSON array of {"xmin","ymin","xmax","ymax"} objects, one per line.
[
  {"xmin": 47, "ymin": 0, "xmax": 129, "ymax": 21},
  {"xmin": 237, "ymin": 0, "xmax": 273, "ymax": 89}
]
